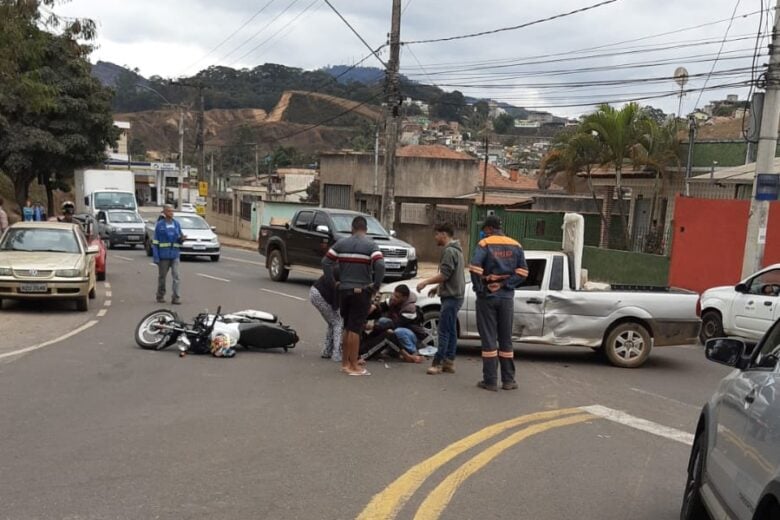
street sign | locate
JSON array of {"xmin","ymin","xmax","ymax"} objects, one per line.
[
  {"xmin": 755, "ymin": 174, "xmax": 780, "ymax": 201},
  {"xmin": 198, "ymin": 181, "xmax": 208, "ymax": 197},
  {"xmin": 151, "ymin": 162, "xmax": 177, "ymax": 171}
]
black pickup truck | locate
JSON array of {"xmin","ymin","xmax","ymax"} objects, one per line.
[{"xmin": 258, "ymin": 208, "xmax": 418, "ymax": 282}]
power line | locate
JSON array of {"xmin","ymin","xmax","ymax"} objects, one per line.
[
  {"xmin": 218, "ymin": 0, "xmax": 303, "ymax": 64},
  {"xmin": 230, "ymin": 0, "xmax": 320, "ymax": 67},
  {"xmin": 693, "ymin": 0, "xmax": 743, "ymax": 111},
  {"xmin": 323, "ymin": 0, "xmax": 387, "ymax": 67},
  {"xmin": 177, "ymin": 0, "xmax": 277, "ymax": 76},
  {"xmin": 402, "ymin": 0, "xmax": 621, "ymax": 45}
]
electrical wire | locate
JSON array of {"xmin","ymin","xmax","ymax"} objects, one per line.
[
  {"xmin": 693, "ymin": 0, "xmax": 743, "ymax": 111},
  {"xmin": 230, "ymin": 0, "xmax": 320, "ymax": 67},
  {"xmin": 177, "ymin": 0, "xmax": 277, "ymax": 77},
  {"xmin": 218, "ymin": 0, "xmax": 302, "ymax": 64},
  {"xmin": 240, "ymin": 0, "xmax": 324, "ymax": 65},
  {"xmin": 401, "ymin": 0, "xmax": 620, "ymax": 45},
  {"xmin": 323, "ymin": 0, "xmax": 387, "ymax": 67}
]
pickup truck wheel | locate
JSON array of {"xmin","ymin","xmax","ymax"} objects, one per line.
[
  {"xmin": 699, "ymin": 310, "xmax": 724, "ymax": 344},
  {"xmin": 421, "ymin": 310, "xmax": 440, "ymax": 349},
  {"xmin": 268, "ymin": 250, "xmax": 289, "ymax": 282},
  {"xmin": 604, "ymin": 323, "xmax": 652, "ymax": 368}
]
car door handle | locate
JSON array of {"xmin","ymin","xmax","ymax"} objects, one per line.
[
  {"xmin": 526, "ymin": 298, "xmax": 543, "ymax": 305},
  {"xmin": 765, "ymin": 301, "xmax": 773, "ymax": 307},
  {"xmin": 745, "ymin": 388, "xmax": 757, "ymax": 404}
]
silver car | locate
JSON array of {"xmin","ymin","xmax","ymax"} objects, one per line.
[
  {"xmin": 144, "ymin": 212, "xmax": 220, "ymax": 261},
  {"xmin": 96, "ymin": 210, "xmax": 145, "ymax": 249},
  {"xmin": 682, "ymin": 324, "xmax": 780, "ymax": 519}
]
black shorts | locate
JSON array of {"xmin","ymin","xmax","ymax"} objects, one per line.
[{"xmin": 339, "ymin": 288, "xmax": 373, "ymax": 334}]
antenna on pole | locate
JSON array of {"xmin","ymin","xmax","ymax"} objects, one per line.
[{"xmin": 674, "ymin": 67, "xmax": 689, "ymax": 119}]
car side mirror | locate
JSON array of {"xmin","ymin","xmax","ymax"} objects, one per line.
[
  {"xmin": 98, "ymin": 218, "xmax": 106, "ymax": 224},
  {"xmin": 316, "ymin": 225, "xmax": 330, "ymax": 234},
  {"xmin": 86, "ymin": 244, "xmax": 100, "ymax": 255},
  {"xmin": 285, "ymin": 222, "xmax": 290, "ymax": 229},
  {"xmin": 705, "ymin": 338, "xmax": 747, "ymax": 368},
  {"xmin": 210, "ymin": 226, "xmax": 216, "ymax": 232},
  {"xmin": 390, "ymin": 230, "xmax": 397, "ymax": 237},
  {"xmin": 735, "ymin": 283, "xmax": 749, "ymax": 293}
]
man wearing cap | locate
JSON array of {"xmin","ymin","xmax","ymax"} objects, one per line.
[{"xmin": 469, "ymin": 215, "xmax": 528, "ymax": 392}]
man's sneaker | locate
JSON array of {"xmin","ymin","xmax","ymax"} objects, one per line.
[
  {"xmin": 477, "ymin": 381, "xmax": 498, "ymax": 392},
  {"xmin": 442, "ymin": 360, "xmax": 455, "ymax": 374},
  {"xmin": 156, "ymin": 297, "xmax": 165, "ymax": 303},
  {"xmin": 171, "ymin": 298, "xmax": 181, "ymax": 305},
  {"xmin": 502, "ymin": 381, "xmax": 519, "ymax": 390},
  {"xmin": 427, "ymin": 363, "xmax": 443, "ymax": 375}
]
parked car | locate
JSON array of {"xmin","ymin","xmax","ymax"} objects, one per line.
[
  {"xmin": 180, "ymin": 203, "xmax": 197, "ymax": 213},
  {"xmin": 144, "ymin": 212, "xmax": 220, "ymax": 261},
  {"xmin": 699, "ymin": 264, "xmax": 780, "ymax": 344},
  {"xmin": 0, "ymin": 222, "xmax": 99, "ymax": 311},
  {"xmin": 681, "ymin": 324, "xmax": 780, "ymax": 520},
  {"xmin": 258, "ymin": 208, "xmax": 417, "ymax": 282},
  {"xmin": 73, "ymin": 214, "xmax": 107, "ymax": 282},
  {"xmin": 96, "ymin": 209, "xmax": 145, "ymax": 249},
  {"xmin": 382, "ymin": 250, "xmax": 701, "ymax": 368}
]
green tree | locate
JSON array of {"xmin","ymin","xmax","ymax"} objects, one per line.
[
  {"xmin": 431, "ymin": 90, "xmax": 466, "ymax": 122},
  {"xmin": 0, "ymin": 1, "xmax": 115, "ymax": 210},
  {"xmin": 129, "ymin": 137, "xmax": 147, "ymax": 160},
  {"xmin": 493, "ymin": 113, "xmax": 515, "ymax": 134}
]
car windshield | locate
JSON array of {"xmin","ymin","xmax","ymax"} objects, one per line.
[
  {"xmin": 331, "ymin": 214, "xmax": 388, "ymax": 236},
  {"xmin": 108, "ymin": 211, "xmax": 142, "ymax": 223},
  {"xmin": 176, "ymin": 215, "xmax": 210, "ymax": 230},
  {"xmin": 0, "ymin": 228, "xmax": 80, "ymax": 253},
  {"xmin": 94, "ymin": 192, "xmax": 136, "ymax": 210}
]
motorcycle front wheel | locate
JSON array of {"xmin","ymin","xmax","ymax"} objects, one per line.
[{"xmin": 135, "ymin": 309, "xmax": 180, "ymax": 350}]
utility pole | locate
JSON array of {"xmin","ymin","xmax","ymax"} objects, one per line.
[
  {"xmin": 481, "ymin": 135, "xmax": 489, "ymax": 204},
  {"xmin": 684, "ymin": 115, "xmax": 696, "ymax": 197},
  {"xmin": 381, "ymin": 0, "xmax": 402, "ymax": 230},
  {"xmin": 255, "ymin": 144, "xmax": 259, "ymax": 184},
  {"xmin": 178, "ymin": 106, "xmax": 184, "ymax": 208},
  {"xmin": 742, "ymin": 0, "xmax": 780, "ymax": 277}
]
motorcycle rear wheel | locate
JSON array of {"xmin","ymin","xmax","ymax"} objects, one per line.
[{"xmin": 136, "ymin": 309, "xmax": 180, "ymax": 350}]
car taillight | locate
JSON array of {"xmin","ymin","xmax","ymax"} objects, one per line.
[{"xmin": 696, "ymin": 297, "xmax": 702, "ymax": 317}]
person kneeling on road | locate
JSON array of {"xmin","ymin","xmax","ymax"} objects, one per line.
[{"xmin": 364, "ymin": 284, "xmax": 424, "ymax": 363}]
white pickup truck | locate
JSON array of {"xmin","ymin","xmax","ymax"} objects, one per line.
[
  {"xmin": 699, "ymin": 263, "xmax": 780, "ymax": 343},
  {"xmin": 383, "ymin": 249, "xmax": 701, "ymax": 368}
]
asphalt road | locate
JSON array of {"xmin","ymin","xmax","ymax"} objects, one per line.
[{"xmin": 0, "ymin": 244, "xmax": 733, "ymax": 520}]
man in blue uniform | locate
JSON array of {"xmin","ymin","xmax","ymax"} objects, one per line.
[
  {"xmin": 469, "ymin": 215, "xmax": 528, "ymax": 392},
  {"xmin": 152, "ymin": 205, "xmax": 185, "ymax": 304}
]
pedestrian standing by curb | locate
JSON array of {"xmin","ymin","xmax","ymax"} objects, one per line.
[
  {"xmin": 152, "ymin": 205, "xmax": 185, "ymax": 304},
  {"xmin": 417, "ymin": 222, "xmax": 465, "ymax": 375},
  {"xmin": 310, "ymin": 274, "xmax": 343, "ymax": 362},
  {"xmin": 322, "ymin": 216, "xmax": 385, "ymax": 376},
  {"xmin": 22, "ymin": 199, "xmax": 34, "ymax": 221},
  {"xmin": 0, "ymin": 197, "xmax": 8, "ymax": 234},
  {"xmin": 469, "ymin": 215, "xmax": 528, "ymax": 392}
]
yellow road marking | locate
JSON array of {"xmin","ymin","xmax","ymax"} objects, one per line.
[
  {"xmin": 355, "ymin": 408, "xmax": 584, "ymax": 520},
  {"xmin": 413, "ymin": 413, "xmax": 595, "ymax": 520}
]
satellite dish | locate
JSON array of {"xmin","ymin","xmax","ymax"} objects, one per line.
[{"xmin": 674, "ymin": 67, "xmax": 689, "ymax": 88}]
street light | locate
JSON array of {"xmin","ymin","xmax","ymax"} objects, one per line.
[{"xmin": 135, "ymin": 84, "xmax": 187, "ymax": 206}]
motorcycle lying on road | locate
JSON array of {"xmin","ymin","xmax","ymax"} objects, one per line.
[{"xmin": 135, "ymin": 306, "xmax": 299, "ymax": 357}]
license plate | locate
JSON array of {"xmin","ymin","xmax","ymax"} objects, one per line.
[
  {"xmin": 385, "ymin": 261, "xmax": 402, "ymax": 269},
  {"xmin": 128, "ymin": 235, "xmax": 140, "ymax": 241},
  {"xmin": 20, "ymin": 283, "xmax": 47, "ymax": 293},
  {"xmin": 192, "ymin": 245, "xmax": 206, "ymax": 250}
]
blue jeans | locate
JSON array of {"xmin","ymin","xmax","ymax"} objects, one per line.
[
  {"xmin": 394, "ymin": 328, "xmax": 418, "ymax": 354},
  {"xmin": 436, "ymin": 297, "xmax": 463, "ymax": 363}
]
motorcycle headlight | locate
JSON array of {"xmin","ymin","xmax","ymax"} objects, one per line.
[
  {"xmin": 55, "ymin": 269, "xmax": 81, "ymax": 277},
  {"xmin": 0, "ymin": 267, "xmax": 12, "ymax": 276},
  {"xmin": 407, "ymin": 247, "xmax": 417, "ymax": 260}
]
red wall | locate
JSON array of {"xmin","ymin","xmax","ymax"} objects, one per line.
[{"xmin": 669, "ymin": 196, "xmax": 780, "ymax": 294}]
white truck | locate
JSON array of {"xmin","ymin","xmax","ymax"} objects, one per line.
[
  {"xmin": 74, "ymin": 169, "xmax": 137, "ymax": 216},
  {"xmin": 699, "ymin": 263, "xmax": 780, "ymax": 343}
]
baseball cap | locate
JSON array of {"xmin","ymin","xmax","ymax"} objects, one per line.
[{"xmin": 482, "ymin": 215, "xmax": 502, "ymax": 230}]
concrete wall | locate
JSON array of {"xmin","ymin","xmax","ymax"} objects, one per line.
[
  {"xmin": 395, "ymin": 224, "xmax": 471, "ymax": 264},
  {"xmin": 320, "ymin": 153, "xmax": 478, "ymax": 208}
]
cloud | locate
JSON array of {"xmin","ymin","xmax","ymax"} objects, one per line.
[{"xmin": 56, "ymin": 0, "xmax": 762, "ymax": 116}]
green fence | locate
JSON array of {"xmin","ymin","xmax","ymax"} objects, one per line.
[{"xmin": 522, "ymin": 238, "xmax": 670, "ymax": 286}]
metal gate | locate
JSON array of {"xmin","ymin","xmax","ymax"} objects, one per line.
[{"xmin": 323, "ymin": 184, "xmax": 351, "ymax": 210}]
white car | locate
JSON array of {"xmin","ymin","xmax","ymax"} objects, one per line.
[
  {"xmin": 180, "ymin": 203, "xmax": 197, "ymax": 213},
  {"xmin": 144, "ymin": 212, "xmax": 220, "ymax": 261},
  {"xmin": 699, "ymin": 264, "xmax": 780, "ymax": 344}
]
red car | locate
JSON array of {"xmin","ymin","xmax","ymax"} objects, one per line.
[{"xmin": 74, "ymin": 214, "xmax": 107, "ymax": 281}]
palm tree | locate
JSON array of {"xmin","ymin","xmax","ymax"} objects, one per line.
[{"xmin": 582, "ymin": 103, "xmax": 644, "ymax": 248}]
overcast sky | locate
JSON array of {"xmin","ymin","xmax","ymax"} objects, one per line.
[{"xmin": 56, "ymin": 0, "xmax": 770, "ymax": 117}]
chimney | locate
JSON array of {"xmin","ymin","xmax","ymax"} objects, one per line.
[{"xmin": 510, "ymin": 169, "xmax": 519, "ymax": 182}]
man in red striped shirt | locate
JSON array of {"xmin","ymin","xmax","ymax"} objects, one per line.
[{"xmin": 323, "ymin": 216, "xmax": 385, "ymax": 376}]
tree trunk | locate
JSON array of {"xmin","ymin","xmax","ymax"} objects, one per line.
[
  {"xmin": 44, "ymin": 176, "xmax": 54, "ymax": 219},
  {"xmin": 13, "ymin": 178, "xmax": 29, "ymax": 210},
  {"xmin": 599, "ymin": 186, "xmax": 614, "ymax": 249},
  {"xmin": 615, "ymin": 166, "xmax": 630, "ymax": 249}
]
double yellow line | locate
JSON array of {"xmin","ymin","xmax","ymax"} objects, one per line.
[{"xmin": 357, "ymin": 408, "xmax": 596, "ymax": 520}]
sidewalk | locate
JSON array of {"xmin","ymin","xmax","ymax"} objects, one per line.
[{"xmin": 218, "ymin": 234, "xmax": 439, "ymax": 278}]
